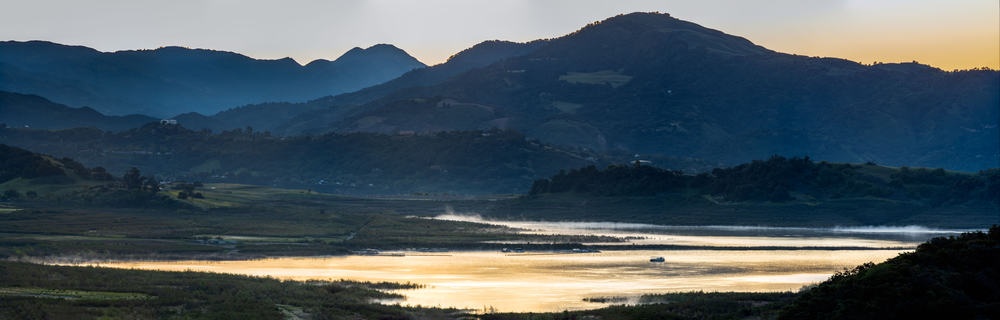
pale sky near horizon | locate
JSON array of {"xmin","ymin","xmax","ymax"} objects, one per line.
[{"xmin": 1, "ymin": 0, "xmax": 997, "ymax": 70}]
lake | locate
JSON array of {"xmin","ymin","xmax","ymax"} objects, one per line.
[{"xmin": 79, "ymin": 216, "xmax": 968, "ymax": 312}]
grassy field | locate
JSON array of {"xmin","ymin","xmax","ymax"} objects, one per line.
[
  {"xmin": 0, "ymin": 287, "xmax": 151, "ymax": 301},
  {"xmin": 0, "ymin": 183, "xmax": 622, "ymax": 261},
  {"xmin": 0, "ymin": 261, "xmax": 461, "ymax": 319},
  {"xmin": 558, "ymin": 70, "xmax": 633, "ymax": 88}
]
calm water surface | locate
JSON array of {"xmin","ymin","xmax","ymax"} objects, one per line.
[{"xmin": 84, "ymin": 218, "xmax": 968, "ymax": 312}]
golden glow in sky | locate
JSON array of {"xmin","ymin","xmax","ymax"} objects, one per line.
[{"xmin": 1, "ymin": 0, "xmax": 997, "ymax": 70}]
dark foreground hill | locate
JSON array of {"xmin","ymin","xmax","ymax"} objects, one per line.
[
  {"xmin": 779, "ymin": 226, "xmax": 1000, "ymax": 319},
  {"xmin": 0, "ymin": 41, "xmax": 425, "ymax": 117},
  {"xmin": 277, "ymin": 12, "xmax": 999, "ymax": 172}
]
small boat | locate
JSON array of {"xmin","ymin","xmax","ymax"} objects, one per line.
[
  {"xmin": 649, "ymin": 257, "xmax": 665, "ymax": 262},
  {"xmin": 353, "ymin": 248, "xmax": 380, "ymax": 255}
]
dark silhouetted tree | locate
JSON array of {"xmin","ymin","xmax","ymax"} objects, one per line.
[{"xmin": 123, "ymin": 167, "xmax": 143, "ymax": 190}]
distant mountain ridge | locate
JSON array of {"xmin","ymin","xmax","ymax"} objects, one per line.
[
  {"xmin": 0, "ymin": 40, "xmax": 426, "ymax": 117},
  {"xmin": 0, "ymin": 91, "xmax": 156, "ymax": 131},
  {"xmin": 189, "ymin": 39, "xmax": 550, "ymax": 134},
  {"xmin": 273, "ymin": 12, "xmax": 999, "ymax": 171}
]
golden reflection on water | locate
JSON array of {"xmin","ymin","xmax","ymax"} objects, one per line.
[{"xmin": 86, "ymin": 249, "xmax": 906, "ymax": 312}]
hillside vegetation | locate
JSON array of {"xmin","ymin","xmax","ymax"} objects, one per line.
[
  {"xmin": 779, "ymin": 226, "xmax": 1000, "ymax": 319},
  {"xmin": 0, "ymin": 144, "xmax": 181, "ymax": 207},
  {"xmin": 529, "ymin": 156, "xmax": 999, "ymax": 205},
  {"xmin": 0, "ymin": 124, "xmax": 641, "ymax": 194},
  {"xmin": 484, "ymin": 156, "xmax": 998, "ymax": 227}
]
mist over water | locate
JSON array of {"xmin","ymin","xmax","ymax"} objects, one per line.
[
  {"xmin": 433, "ymin": 213, "xmax": 970, "ymax": 234},
  {"xmin": 828, "ymin": 225, "xmax": 971, "ymax": 234},
  {"xmin": 431, "ymin": 214, "xmax": 963, "ymax": 248}
]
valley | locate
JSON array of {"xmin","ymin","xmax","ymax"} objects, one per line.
[{"xmin": 0, "ymin": 7, "xmax": 997, "ymax": 320}]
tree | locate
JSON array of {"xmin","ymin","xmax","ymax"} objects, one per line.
[
  {"xmin": 2, "ymin": 189, "xmax": 20, "ymax": 200},
  {"xmin": 142, "ymin": 176, "xmax": 160, "ymax": 192},
  {"xmin": 123, "ymin": 167, "xmax": 143, "ymax": 190}
]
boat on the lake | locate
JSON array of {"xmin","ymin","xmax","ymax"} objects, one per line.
[
  {"xmin": 650, "ymin": 257, "xmax": 665, "ymax": 262},
  {"xmin": 353, "ymin": 248, "xmax": 380, "ymax": 255}
]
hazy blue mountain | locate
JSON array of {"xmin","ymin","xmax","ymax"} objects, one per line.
[
  {"xmin": 0, "ymin": 41, "xmax": 426, "ymax": 117},
  {"xmin": 0, "ymin": 91, "xmax": 156, "ymax": 131},
  {"xmin": 190, "ymin": 39, "xmax": 548, "ymax": 134},
  {"xmin": 279, "ymin": 12, "xmax": 999, "ymax": 171}
]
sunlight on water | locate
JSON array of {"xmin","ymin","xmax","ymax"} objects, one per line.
[
  {"xmin": 87, "ymin": 250, "xmax": 904, "ymax": 312},
  {"xmin": 83, "ymin": 250, "xmax": 912, "ymax": 311},
  {"xmin": 72, "ymin": 217, "xmax": 960, "ymax": 312}
]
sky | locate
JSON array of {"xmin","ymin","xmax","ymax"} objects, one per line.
[{"xmin": 1, "ymin": 0, "xmax": 997, "ymax": 70}]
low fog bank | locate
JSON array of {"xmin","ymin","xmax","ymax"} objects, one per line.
[{"xmin": 432, "ymin": 213, "xmax": 975, "ymax": 235}]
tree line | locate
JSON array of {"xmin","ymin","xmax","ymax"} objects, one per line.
[{"xmin": 529, "ymin": 156, "xmax": 1000, "ymax": 204}]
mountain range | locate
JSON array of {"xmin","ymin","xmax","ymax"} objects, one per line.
[
  {"xmin": 170, "ymin": 39, "xmax": 552, "ymax": 134},
  {"xmin": 0, "ymin": 41, "xmax": 425, "ymax": 116},
  {"xmin": 271, "ymin": 12, "xmax": 999, "ymax": 171},
  {"xmin": 1, "ymin": 12, "xmax": 997, "ymax": 173}
]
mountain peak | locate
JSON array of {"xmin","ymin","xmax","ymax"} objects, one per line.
[
  {"xmin": 325, "ymin": 44, "xmax": 426, "ymax": 68},
  {"xmin": 343, "ymin": 46, "xmax": 366, "ymax": 56},
  {"xmin": 0, "ymin": 41, "xmax": 431, "ymax": 116},
  {"xmin": 559, "ymin": 11, "xmax": 771, "ymax": 56},
  {"xmin": 601, "ymin": 12, "xmax": 675, "ymax": 24},
  {"xmin": 366, "ymin": 43, "xmax": 406, "ymax": 52},
  {"xmin": 336, "ymin": 44, "xmax": 416, "ymax": 61}
]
